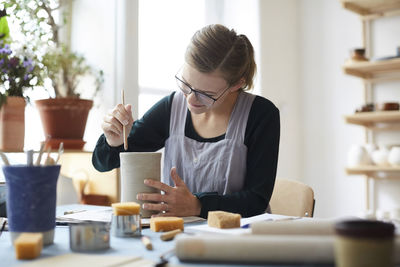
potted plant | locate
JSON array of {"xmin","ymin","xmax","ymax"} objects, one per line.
[
  {"xmin": 0, "ymin": 11, "xmax": 43, "ymax": 151},
  {"xmin": 5, "ymin": 0, "xmax": 104, "ymax": 150}
]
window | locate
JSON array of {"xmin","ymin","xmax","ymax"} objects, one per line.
[{"xmin": 138, "ymin": 0, "xmax": 206, "ymax": 117}]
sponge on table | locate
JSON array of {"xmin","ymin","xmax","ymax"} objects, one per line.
[
  {"xmin": 112, "ymin": 202, "xmax": 140, "ymax": 215},
  {"xmin": 150, "ymin": 217, "xmax": 184, "ymax": 232},
  {"xmin": 208, "ymin": 211, "xmax": 241, "ymax": 229},
  {"xmin": 14, "ymin": 233, "xmax": 43, "ymax": 260}
]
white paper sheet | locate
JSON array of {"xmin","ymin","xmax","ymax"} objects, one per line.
[
  {"xmin": 57, "ymin": 208, "xmax": 205, "ymax": 226},
  {"xmin": 185, "ymin": 213, "xmax": 300, "ymax": 235}
]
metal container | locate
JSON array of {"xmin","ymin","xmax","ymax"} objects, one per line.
[
  {"xmin": 69, "ymin": 222, "xmax": 110, "ymax": 252},
  {"xmin": 111, "ymin": 214, "xmax": 141, "ymax": 237}
]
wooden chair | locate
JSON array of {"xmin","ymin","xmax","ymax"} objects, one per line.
[{"xmin": 269, "ymin": 178, "xmax": 315, "ymax": 217}]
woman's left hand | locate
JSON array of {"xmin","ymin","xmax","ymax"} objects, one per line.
[{"xmin": 137, "ymin": 167, "xmax": 202, "ymax": 217}]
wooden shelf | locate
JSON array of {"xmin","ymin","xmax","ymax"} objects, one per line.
[
  {"xmin": 346, "ymin": 165, "xmax": 400, "ymax": 175},
  {"xmin": 341, "ymin": 0, "xmax": 400, "ymax": 16},
  {"xmin": 345, "ymin": 111, "xmax": 400, "ymax": 127},
  {"xmin": 343, "ymin": 58, "xmax": 400, "ymax": 80}
]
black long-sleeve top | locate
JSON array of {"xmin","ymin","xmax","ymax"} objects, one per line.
[{"xmin": 92, "ymin": 91, "xmax": 280, "ymax": 218}]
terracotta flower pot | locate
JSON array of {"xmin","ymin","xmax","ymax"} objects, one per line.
[
  {"xmin": 0, "ymin": 96, "xmax": 26, "ymax": 151},
  {"xmin": 35, "ymin": 98, "xmax": 93, "ymax": 150}
]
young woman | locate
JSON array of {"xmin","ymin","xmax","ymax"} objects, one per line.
[{"xmin": 92, "ymin": 24, "xmax": 280, "ymax": 218}]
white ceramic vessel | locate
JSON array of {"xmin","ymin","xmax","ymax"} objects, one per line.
[
  {"xmin": 371, "ymin": 147, "xmax": 389, "ymax": 166},
  {"xmin": 388, "ymin": 146, "xmax": 400, "ymax": 166},
  {"xmin": 347, "ymin": 145, "xmax": 369, "ymax": 167}
]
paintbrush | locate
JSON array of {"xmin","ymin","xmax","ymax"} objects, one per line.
[{"xmin": 121, "ymin": 89, "xmax": 128, "ymax": 151}]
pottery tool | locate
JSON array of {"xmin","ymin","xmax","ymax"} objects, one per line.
[
  {"xmin": 26, "ymin": 149, "xmax": 34, "ymax": 165},
  {"xmin": 121, "ymin": 89, "xmax": 128, "ymax": 151},
  {"xmin": 44, "ymin": 147, "xmax": 55, "ymax": 165},
  {"xmin": 0, "ymin": 152, "xmax": 10, "ymax": 166},
  {"xmin": 160, "ymin": 229, "xmax": 182, "ymax": 241},
  {"xmin": 141, "ymin": 235, "xmax": 153, "ymax": 250},
  {"xmin": 155, "ymin": 248, "xmax": 175, "ymax": 267},
  {"xmin": 55, "ymin": 142, "xmax": 64, "ymax": 164},
  {"xmin": 0, "ymin": 218, "xmax": 6, "ymax": 237},
  {"xmin": 35, "ymin": 143, "xmax": 45, "ymax": 165}
]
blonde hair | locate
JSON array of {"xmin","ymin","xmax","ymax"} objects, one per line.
[{"xmin": 185, "ymin": 24, "xmax": 256, "ymax": 91}]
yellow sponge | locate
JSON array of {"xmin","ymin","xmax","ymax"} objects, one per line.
[
  {"xmin": 150, "ymin": 217, "xmax": 184, "ymax": 232},
  {"xmin": 112, "ymin": 202, "xmax": 140, "ymax": 215},
  {"xmin": 14, "ymin": 233, "xmax": 43, "ymax": 260},
  {"xmin": 208, "ymin": 211, "xmax": 241, "ymax": 229}
]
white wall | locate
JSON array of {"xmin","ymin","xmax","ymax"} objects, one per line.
[
  {"xmin": 259, "ymin": 0, "xmax": 400, "ymax": 218},
  {"xmin": 259, "ymin": 0, "xmax": 301, "ymax": 185},
  {"xmin": 299, "ymin": 0, "xmax": 366, "ymax": 218}
]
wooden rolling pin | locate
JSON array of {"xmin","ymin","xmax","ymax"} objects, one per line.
[
  {"xmin": 176, "ymin": 235, "xmax": 334, "ymax": 263},
  {"xmin": 251, "ymin": 218, "xmax": 335, "ymax": 235},
  {"xmin": 175, "ymin": 234, "xmax": 400, "ymax": 264}
]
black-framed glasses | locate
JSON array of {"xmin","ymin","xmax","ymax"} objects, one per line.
[{"xmin": 175, "ymin": 75, "xmax": 230, "ymax": 107}]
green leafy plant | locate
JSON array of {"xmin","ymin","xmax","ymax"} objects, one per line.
[{"xmin": 3, "ymin": 0, "xmax": 103, "ymax": 99}]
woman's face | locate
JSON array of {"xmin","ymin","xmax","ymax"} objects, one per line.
[{"xmin": 179, "ymin": 64, "xmax": 230, "ymax": 114}]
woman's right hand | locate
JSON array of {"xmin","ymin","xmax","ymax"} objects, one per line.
[{"xmin": 101, "ymin": 103, "xmax": 134, "ymax": 147}]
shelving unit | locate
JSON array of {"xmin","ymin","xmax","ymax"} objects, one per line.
[
  {"xmin": 343, "ymin": 58, "xmax": 400, "ymax": 80},
  {"xmin": 346, "ymin": 166, "xmax": 400, "ymax": 175},
  {"xmin": 344, "ymin": 111, "xmax": 400, "ymax": 126},
  {"xmin": 341, "ymin": 0, "xmax": 400, "ymax": 16},
  {"xmin": 341, "ymin": 0, "xmax": 400, "ymax": 212}
]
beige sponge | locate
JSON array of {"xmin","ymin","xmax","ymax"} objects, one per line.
[
  {"xmin": 14, "ymin": 233, "xmax": 43, "ymax": 260},
  {"xmin": 150, "ymin": 217, "xmax": 184, "ymax": 232},
  {"xmin": 112, "ymin": 202, "xmax": 140, "ymax": 215},
  {"xmin": 208, "ymin": 211, "xmax": 241, "ymax": 229}
]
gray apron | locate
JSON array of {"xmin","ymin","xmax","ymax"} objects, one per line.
[{"xmin": 163, "ymin": 91, "xmax": 255, "ymax": 195}]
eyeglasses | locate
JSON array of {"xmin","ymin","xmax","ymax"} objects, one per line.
[{"xmin": 175, "ymin": 75, "xmax": 230, "ymax": 107}]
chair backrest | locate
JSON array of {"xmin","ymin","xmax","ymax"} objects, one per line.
[{"xmin": 269, "ymin": 178, "xmax": 315, "ymax": 217}]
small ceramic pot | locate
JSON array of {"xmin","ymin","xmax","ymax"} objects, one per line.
[
  {"xmin": 376, "ymin": 102, "xmax": 399, "ymax": 111},
  {"xmin": 347, "ymin": 145, "xmax": 369, "ymax": 167},
  {"xmin": 388, "ymin": 147, "xmax": 400, "ymax": 166},
  {"xmin": 351, "ymin": 48, "xmax": 368, "ymax": 61}
]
